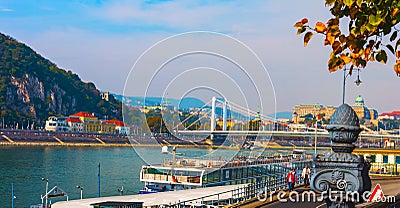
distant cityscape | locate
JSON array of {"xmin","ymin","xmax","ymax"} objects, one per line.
[
  {"xmin": 2, "ymin": 94, "xmax": 399, "ymax": 135},
  {"xmin": 292, "ymin": 95, "xmax": 400, "ymax": 131}
]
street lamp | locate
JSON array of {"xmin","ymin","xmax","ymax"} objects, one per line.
[
  {"xmin": 118, "ymin": 186, "xmax": 124, "ymax": 196},
  {"xmin": 11, "ymin": 183, "xmax": 15, "ymax": 208},
  {"xmin": 315, "ymin": 120, "xmax": 318, "ymax": 155},
  {"xmin": 342, "ymin": 66, "xmax": 362, "ymax": 104},
  {"xmin": 41, "ymin": 178, "xmax": 49, "ymax": 207},
  {"xmin": 354, "ymin": 68, "xmax": 362, "ymax": 86},
  {"xmin": 75, "ymin": 186, "xmax": 83, "ymax": 200}
]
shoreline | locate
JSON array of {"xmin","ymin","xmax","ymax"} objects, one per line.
[
  {"xmin": 0, "ymin": 141, "xmax": 235, "ymax": 149},
  {"xmin": 0, "ymin": 141, "xmax": 332, "ymax": 151}
]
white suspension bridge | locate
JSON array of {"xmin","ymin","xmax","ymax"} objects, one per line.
[{"xmin": 172, "ymin": 96, "xmax": 400, "ymax": 141}]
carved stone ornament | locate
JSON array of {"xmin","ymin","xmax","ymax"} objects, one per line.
[
  {"xmin": 310, "ymin": 104, "xmax": 371, "ymax": 208},
  {"xmin": 326, "ymin": 104, "xmax": 362, "ymax": 153},
  {"xmin": 312, "ymin": 169, "xmax": 357, "ymax": 193}
]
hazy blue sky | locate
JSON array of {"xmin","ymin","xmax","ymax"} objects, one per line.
[{"xmin": 0, "ymin": 0, "xmax": 398, "ymax": 113}]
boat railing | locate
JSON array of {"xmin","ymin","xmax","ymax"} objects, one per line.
[
  {"xmin": 142, "ymin": 173, "xmax": 202, "ymax": 185},
  {"xmin": 162, "ymin": 153, "xmax": 312, "ymax": 169},
  {"xmin": 162, "ymin": 169, "xmax": 306, "ymax": 207},
  {"xmin": 163, "ymin": 158, "xmax": 227, "ymax": 168},
  {"xmin": 222, "ymin": 154, "xmax": 311, "ymax": 168}
]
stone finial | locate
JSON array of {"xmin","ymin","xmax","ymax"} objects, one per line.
[
  {"xmin": 326, "ymin": 104, "xmax": 362, "ymax": 153},
  {"xmin": 311, "ymin": 103, "xmax": 371, "ymax": 208}
]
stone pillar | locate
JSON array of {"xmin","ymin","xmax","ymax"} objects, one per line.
[{"xmin": 310, "ymin": 104, "xmax": 371, "ymax": 208}]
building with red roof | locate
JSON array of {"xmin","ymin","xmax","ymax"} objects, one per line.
[
  {"xmin": 71, "ymin": 112, "xmax": 98, "ymax": 122},
  {"xmin": 44, "ymin": 112, "xmax": 129, "ymax": 134},
  {"xmin": 378, "ymin": 111, "xmax": 400, "ymax": 120},
  {"xmin": 66, "ymin": 117, "xmax": 84, "ymax": 132},
  {"xmin": 106, "ymin": 120, "xmax": 130, "ymax": 135},
  {"xmin": 106, "ymin": 120, "xmax": 127, "ymax": 127},
  {"xmin": 66, "ymin": 117, "xmax": 83, "ymax": 123}
]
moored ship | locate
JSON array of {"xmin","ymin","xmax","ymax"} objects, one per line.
[{"xmin": 139, "ymin": 149, "xmax": 312, "ymax": 193}]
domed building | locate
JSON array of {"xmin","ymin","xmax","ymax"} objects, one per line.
[
  {"xmin": 355, "ymin": 95, "xmax": 364, "ymax": 105},
  {"xmin": 351, "ymin": 95, "xmax": 378, "ymax": 124},
  {"xmin": 292, "ymin": 95, "xmax": 378, "ymax": 125}
]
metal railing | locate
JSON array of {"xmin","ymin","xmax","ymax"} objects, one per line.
[
  {"xmin": 162, "ymin": 161, "xmax": 311, "ymax": 208},
  {"xmin": 370, "ymin": 163, "xmax": 400, "ymax": 176}
]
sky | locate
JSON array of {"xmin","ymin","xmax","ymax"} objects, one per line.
[{"xmin": 0, "ymin": 0, "xmax": 399, "ymax": 113}]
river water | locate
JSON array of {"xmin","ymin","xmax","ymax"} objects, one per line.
[{"xmin": 1, "ymin": 145, "xmax": 277, "ymax": 207}]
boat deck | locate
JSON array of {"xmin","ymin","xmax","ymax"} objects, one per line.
[{"xmin": 52, "ymin": 183, "xmax": 249, "ymax": 208}]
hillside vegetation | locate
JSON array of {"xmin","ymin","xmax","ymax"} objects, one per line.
[{"xmin": 0, "ymin": 33, "xmax": 122, "ymax": 126}]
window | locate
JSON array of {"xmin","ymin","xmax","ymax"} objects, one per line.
[
  {"xmin": 370, "ymin": 155, "xmax": 376, "ymax": 163},
  {"xmin": 383, "ymin": 155, "xmax": 388, "ymax": 163},
  {"xmin": 396, "ymin": 156, "xmax": 400, "ymax": 164}
]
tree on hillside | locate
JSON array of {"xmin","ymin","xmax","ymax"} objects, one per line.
[
  {"xmin": 295, "ymin": 0, "xmax": 400, "ymax": 76},
  {"xmin": 301, "ymin": 113, "xmax": 316, "ymax": 124}
]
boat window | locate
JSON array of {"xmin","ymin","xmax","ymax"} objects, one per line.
[{"xmin": 144, "ymin": 168, "xmax": 164, "ymax": 174}]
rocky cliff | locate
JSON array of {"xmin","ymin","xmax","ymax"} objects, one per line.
[{"xmin": 0, "ymin": 33, "xmax": 122, "ymax": 126}]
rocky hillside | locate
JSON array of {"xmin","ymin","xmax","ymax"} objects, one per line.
[{"xmin": 0, "ymin": 33, "xmax": 122, "ymax": 126}]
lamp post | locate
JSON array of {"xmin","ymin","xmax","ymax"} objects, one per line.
[
  {"xmin": 98, "ymin": 163, "xmax": 101, "ymax": 198},
  {"xmin": 162, "ymin": 146, "xmax": 177, "ymax": 189},
  {"xmin": 314, "ymin": 119, "xmax": 318, "ymax": 155},
  {"xmin": 118, "ymin": 186, "xmax": 124, "ymax": 196},
  {"xmin": 75, "ymin": 186, "xmax": 83, "ymax": 200},
  {"xmin": 342, "ymin": 66, "xmax": 362, "ymax": 104},
  {"xmin": 354, "ymin": 68, "xmax": 362, "ymax": 86},
  {"xmin": 397, "ymin": 123, "xmax": 400, "ymax": 149},
  {"xmin": 11, "ymin": 183, "xmax": 15, "ymax": 208},
  {"xmin": 41, "ymin": 178, "xmax": 48, "ymax": 207}
]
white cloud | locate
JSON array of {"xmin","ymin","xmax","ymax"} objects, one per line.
[
  {"xmin": 0, "ymin": 7, "xmax": 13, "ymax": 12},
  {"xmin": 89, "ymin": 0, "xmax": 232, "ymax": 30}
]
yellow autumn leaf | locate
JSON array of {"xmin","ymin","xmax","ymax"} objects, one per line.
[
  {"xmin": 356, "ymin": 0, "xmax": 362, "ymax": 7},
  {"xmin": 393, "ymin": 8, "xmax": 399, "ymax": 17},
  {"xmin": 329, "ymin": 65, "xmax": 339, "ymax": 72},
  {"xmin": 326, "ymin": 33, "xmax": 335, "ymax": 45},
  {"xmin": 350, "ymin": 49, "xmax": 363, "ymax": 59},
  {"xmin": 369, "ymin": 56, "xmax": 375, "ymax": 61},
  {"xmin": 364, "ymin": 47, "xmax": 371, "ymax": 60},
  {"xmin": 343, "ymin": 0, "xmax": 355, "ymax": 7},
  {"xmin": 394, "ymin": 62, "xmax": 400, "ymax": 77},
  {"xmin": 315, "ymin": 22, "xmax": 327, "ymax": 33},
  {"xmin": 341, "ymin": 54, "xmax": 351, "ymax": 64}
]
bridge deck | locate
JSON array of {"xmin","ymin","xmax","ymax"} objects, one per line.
[{"xmin": 177, "ymin": 130, "xmax": 400, "ymax": 140}]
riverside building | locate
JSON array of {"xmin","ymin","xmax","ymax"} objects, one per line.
[{"xmin": 292, "ymin": 95, "xmax": 378, "ymax": 125}]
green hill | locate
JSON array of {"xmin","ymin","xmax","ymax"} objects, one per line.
[
  {"xmin": 0, "ymin": 33, "xmax": 122, "ymax": 127},
  {"xmin": 113, "ymin": 94, "xmax": 205, "ymax": 109}
]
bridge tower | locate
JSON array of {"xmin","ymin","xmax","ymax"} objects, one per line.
[
  {"xmin": 222, "ymin": 100, "xmax": 227, "ymax": 131},
  {"xmin": 210, "ymin": 97, "xmax": 216, "ymax": 132},
  {"xmin": 210, "ymin": 97, "xmax": 228, "ymax": 132}
]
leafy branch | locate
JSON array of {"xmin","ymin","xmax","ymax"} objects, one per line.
[{"xmin": 295, "ymin": 0, "xmax": 400, "ymax": 76}]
